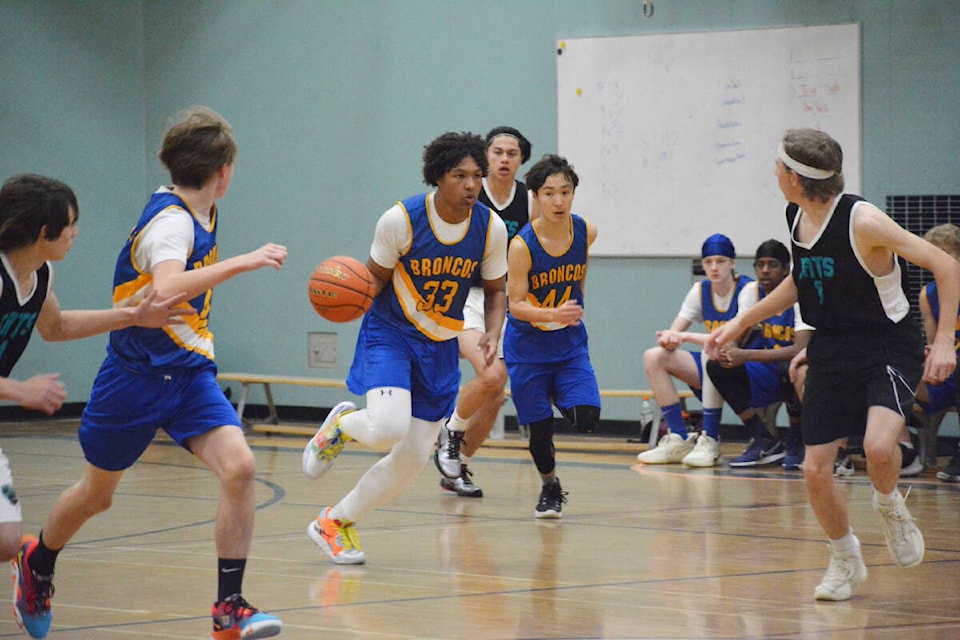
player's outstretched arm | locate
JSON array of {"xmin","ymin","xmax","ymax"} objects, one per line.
[
  {"xmin": 0, "ymin": 373, "xmax": 66, "ymax": 415},
  {"xmin": 151, "ymin": 243, "xmax": 288, "ymax": 301},
  {"xmin": 706, "ymin": 277, "xmax": 797, "ymax": 359},
  {"xmin": 36, "ymin": 290, "xmax": 196, "ymax": 342}
]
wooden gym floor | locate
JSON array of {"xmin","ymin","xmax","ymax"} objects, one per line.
[{"xmin": 1, "ymin": 419, "xmax": 959, "ymax": 639}]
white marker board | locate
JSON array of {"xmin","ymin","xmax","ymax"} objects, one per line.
[{"xmin": 557, "ymin": 24, "xmax": 860, "ymax": 256}]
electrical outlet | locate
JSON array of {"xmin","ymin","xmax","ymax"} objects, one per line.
[{"xmin": 308, "ymin": 332, "xmax": 337, "ymax": 369}]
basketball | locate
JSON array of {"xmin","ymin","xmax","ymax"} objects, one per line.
[{"xmin": 308, "ymin": 256, "xmax": 375, "ymax": 322}]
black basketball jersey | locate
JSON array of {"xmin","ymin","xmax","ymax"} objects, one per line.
[
  {"xmin": 787, "ymin": 194, "xmax": 916, "ymax": 335},
  {"xmin": 0, "ymin": 259, "xmax": 49, "ymax": 376},
  {"xmin": 479, "ymin": 179, "xmax": 529, "ymax": 242}
]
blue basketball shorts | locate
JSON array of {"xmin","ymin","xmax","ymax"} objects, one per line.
[
  {"xmin": 79, "ymin": 354, "xmax": 240, "ymax": 471},
  {"xmin": 685, "ymin": 350, "xmax": 704, "ymax": 401},
  {"xmin": 919, "ymin": 374, "xmax": 957, "ymax": 415},
  {"xmin": 745, "ymin": 361, "xmax": 780, "ymax": 407},
  {"xmin": 505, "ymin": 353, "xmax": 600, "ymax": 425},
  {"xmin": 346, "ymin": 314, "xmax": 460, "ymax": 422}
]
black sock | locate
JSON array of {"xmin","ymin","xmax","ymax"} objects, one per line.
[
  {"xmin": 30, "ymin": 531, "xmax": 60, "ymax": 577},
  {"xmin": 217, "ymin": 558, "xmax": 246, "ymax": 603},
  {"xmin": 744, "ymin": 415, "xmax": 767, "ymax": 440}
]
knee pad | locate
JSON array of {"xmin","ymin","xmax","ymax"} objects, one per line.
[
  {"xmin": 527, "ymin": 418, "xmax": 556, "ymax": 475},
  {"xmin": 559, "ymin": 404, "xmax": 601, "ymax": 434},
  {"xmin": 361, "ymin": 387, "xmax": 412, "ymax": 449}
]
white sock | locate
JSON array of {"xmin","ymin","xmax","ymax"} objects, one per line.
[
  {"xmin": 874, "ymin": 486, "xmax": 899, "ymax": 508},
  {"xmin": 447, "ymin": 410, "xmax": 467, "ymax": 433},
  {"xmin": 829, "ymin": 528, "xmax": 859, "ymax": 554},
  {"xmin": 461, "ymin": 454, "xmax": 472, "ymax": 465}
]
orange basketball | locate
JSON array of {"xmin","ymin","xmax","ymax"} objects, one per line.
[{"xmin": 308, "ymin": 256, "xmax": 375, "ymax": 322}]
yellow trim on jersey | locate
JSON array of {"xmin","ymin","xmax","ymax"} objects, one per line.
[
  {"xmin": 531, "ymin": 216, "xmax": 574, "ymax": 257},
  {"xmin": 513, "ymin": 236, "xmax": 564, "ymax": 332},
  {"xmin": 128, "ymin": 205, "xmax": 197, "ymax": 275},
  {"xmin": 425, "ymin": 192, "xmax": 471, "ymax": 245},
  {"xmin": 392, "ymin": 262, "xmax": 464, "ymax": 341},
  {"xmin": 394, "ymin": 200, "xmax": 415, "ymax": 258},
  {"xmin": 527, "ymin": 290, "xmax": 566, "ymax": 331},
  {"xmin": 113, "ymin": 273, "xmax": 154, "ymax": 306},
  {"xmin": 162, "ymin": 320, "xmax": 215, "ymax": 360}
]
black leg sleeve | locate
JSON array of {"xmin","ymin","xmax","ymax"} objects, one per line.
[{"xmin": 528, "ymin": 417, "xmax": 556, "ymax": 475}]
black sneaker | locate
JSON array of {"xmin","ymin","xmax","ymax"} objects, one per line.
[
  {"xmin": 534, "ymin": 480, "xmax": 567, "ymax": 519},
  {"xmin": 937, "ymin": 451, "xmax": 960, "ymax": 483},
  {"xmin": 439, "ymin": 464, "xmax": 483, "ymax": 497}
]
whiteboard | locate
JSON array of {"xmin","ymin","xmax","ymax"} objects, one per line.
[{"xmin": 557, "ymin": 24, "xmax": 860, "ymax": 256}]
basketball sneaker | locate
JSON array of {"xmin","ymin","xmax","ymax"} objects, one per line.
[
  {"xmin": 936, "ymin": 450, "xmax": 960, "ymax": 482},
  {"xmin": 434, "ymin": 424, "xmax": 464, "ymax": 480},
  {"xmin": 682, "ymin": 433, "xmax": 722, "ymax": 467},
  {"xmin": 782, "ymin": 435, "xmax": 804, "ymax": 470},
  {"xmin": 873, "ymin": 488, "xmax": 924, "ymax": 568},
  {"xmin": 833, "ymin": 447, "xmax": 855, "ymax": 477},
  {"xmin": 534, "ymin": 479, "xmax": 567, "ymax": 519},
  {"xmin": 302, "ymin": 401, "xmax": 356, "ymax": 479},
  {"xmin": 307, "ymin": 507, "xmax": 366, "ymax": 565},
  {"xmin": 11, "ymin": 535, "xmax": 54, "ymax": 639},
  {"xmin": 813, "ymin": 542, "xmax": 867, "ymax": 601},
  {"xmin": 439, "ymin": 464, "xmax": 483, "ymax": 497},
  {"xmin": 210, "ymin": 594, "xmax": 282, "ymax": 640},
  {"xmin": 728, "ymin": 435, "xmax": 785, "ymax": 468},
  {"xmin": 637, "ymin": 432, "xmax": 695, "ymax": 464},
  {"xmin": 899, "ymin": 442, "xmax": 923, "ymax": 478}
]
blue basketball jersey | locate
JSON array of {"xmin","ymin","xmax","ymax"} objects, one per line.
[
  {"xmin": 748, "ymin": 284, "xmax": 797, "ymax": 351},
  {"xmin": 700, "ymin": 274, "xmax": 753, "ymax": 333},
  {"xmin": 924, "ymin": 281, "xmax": 960, "ymax": 353},
  {"xmin": 368, "ymin": 193, "xmax": 492, "ymax": 342},
  {"xmin": 109, "ymin": 190, "xmax": 217, "ymax": 372},
  {"xmin": 503, "ymin": 214, "xmax": 590, "ymax": 364}
]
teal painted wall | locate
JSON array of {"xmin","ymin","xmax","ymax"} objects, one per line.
[{"xmin": 2, "ymin": 1, "xmax": 958, "ymax": 425}]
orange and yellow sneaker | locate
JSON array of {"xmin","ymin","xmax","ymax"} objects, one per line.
[
  {"xmin": 210, "ymin": 594, "xmax": 281, "ymax": 639},
  {"xmin": 302, "ymin": 401, "xmax": 356, "ymax": 479},
  {"xmin": 12, "ymin": 535, "xmax": 54, "ymax": 639},
  {"xmin": 306, "ymin": 507, "xmax": 366, "ymax": 565}
]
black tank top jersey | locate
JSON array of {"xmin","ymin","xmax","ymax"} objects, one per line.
[
  {"xmin": 0, "ymin": 260, "xmax": 49, "ymax": 377},
  {"xmin": 787, "ymin": 194, "xmax": 919, "ymax": 337},
  {"xmin": 479, "ymin": 180, "xmax": 529, "ymax": 242}
]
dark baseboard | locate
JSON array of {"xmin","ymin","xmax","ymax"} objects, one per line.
[{"xmin": 3, "ymin": 403, "xmax": 957, "ymax": 455}]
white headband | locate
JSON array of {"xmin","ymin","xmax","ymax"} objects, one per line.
[{"xmin": 777, "ymin": 143, "xmax": 836, "ymax": 180}]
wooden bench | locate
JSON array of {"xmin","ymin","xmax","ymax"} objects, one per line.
[
  {"xmin": 217, "ymin": 371, "xmax": 695, "ymax": 444},
  {"xmin": 217, "ymin": 373, "xmax": 347, "ymax": 433}
]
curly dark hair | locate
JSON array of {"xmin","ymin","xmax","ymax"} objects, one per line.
[
  {"xmin": 524, "ymin": 154, "xmax": 579, "ymax": 193},
  {"xmin": 422, "ymin": 132, "xmax": 488, "ymax": 186},
  {"xmin": 485, "ymin": 126, "xmax": 532, "ymax": 164},
  {"xmin": 0, "ymin": 174, "xmax": 78, "ymax": 251}
]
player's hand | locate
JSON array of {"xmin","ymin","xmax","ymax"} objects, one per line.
[
  {"xmin": 551, "ymin": 300, "xmax": 583, "ymax": 327},
  {"xmin": 923, "ymin": 340, "xmax": 957, "ymax": 385},
  {"xmin": 477, "ymin": 332, "xmax": 498, "ymax": 367},
  {"xmin": 16, "ymin": 374, "xmax": 67, "ymax": 415},
  {"xmin": 718, "ymin": 346, "xmax": 746, "ymax": 368},
  {"xmin": 133, "ymin": 290, "xmax": 197, "ymax": 327},
  {"xmin": 788, "ymin": 348, "xmax": 808, "ymax": 384},
  {"xmin": 656, "ymin": 329, "xmax": 682, "ymax": 351},
  {"xmin": 247, "ymin": 243, "xmax": 288, "ymax": 271},
  {"xmin": 705, "ymin": 321, "xmax": 741, "ymax": 359}
]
